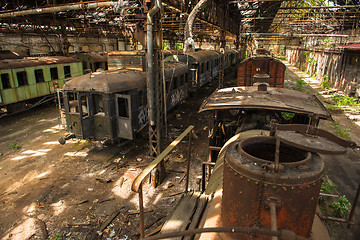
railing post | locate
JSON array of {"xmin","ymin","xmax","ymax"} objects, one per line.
[
  {"xmin": 185, "ymin": 130, "xmax": 192, "ymax": 192},
  {"xmin": 139, "ymin": 183, "xmax": 145, "ymax": 239}
]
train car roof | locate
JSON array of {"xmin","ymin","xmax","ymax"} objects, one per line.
[
  {"xmin": 0, "ymin": 56, "xmax": 81, "ymax": 70},
  {"xmin": 62, "ymin": 69, "xmax": 146, "ymax": 93},
  {"xmin": 108, "ymin": 50, "xmax": 145, "ymax": 56},
  {"xmin": 164, "ymin": 61, "xmax": 189, "ymax": 78},
  {"xmin": 199, "ymin": 86, "xmax": 331, "ymax": 119},
  {"xmin": 165, "ymin": 50, "xmax": 220, "ymax": 64},
  {"xmin": 240, "ymin": 55, "xmax": 285, "ymax": 65},
  {"xmin": 72, "ymin": 53, "xmax": 108, "ymax": 62}
]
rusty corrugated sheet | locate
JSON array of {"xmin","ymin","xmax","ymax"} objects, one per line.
[
  {"xmin": 62, "ymin": 69, "xmax": 146, "ymax": 93},
  {"xmin": 199, "ymin": 86, "xmax": 331, "ymax": 119}
]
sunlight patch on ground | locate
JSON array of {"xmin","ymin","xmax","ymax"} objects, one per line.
[
  {"xmin": 43, "ymin": 124, "xmax": 65, "ymax": 133},
  {"xmin": 1, "ymin": 218, "xmax": 37, "ymax": 240},
  {"xmin": 23, "ymin": 202, "xmax": 37, "ymax": 216},
  {"xmin": 64, "ymin": 151, "xmax": 88, "ymax": 157},
  {"xmin": 12, "ymin": 148, "xmax": 52, "ymax": 160},
  {"xmin": 51, "ymin": 200, "xmax": 66, "ymax": 215},
  {"xmin": 43, "ymin": 141, "xmax": 60, "ymax": 145},
  {"xmin": 11, "ymin": 155, "xmax": 28, "ymax": 161},
  {"xmin": 39, "ymin": 118, "xmax": 59, "ymax": 122},
  {"xmin": 36, "ymin": 171, "xmax": 50, "ymax": 178}
]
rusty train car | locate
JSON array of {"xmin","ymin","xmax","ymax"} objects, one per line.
[
  {"xmin": 139, "ymin": 84, "xmax": 356, "ymax": 240},
  {"xmin": 237, "ymin": 54, "xmax": 286, "ymax": 88}
]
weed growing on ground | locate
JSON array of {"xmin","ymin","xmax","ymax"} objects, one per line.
[
  {"xmin": 330, "ymin": 121, "xmax": 351, "ymax": 139},
  {"xmin": 320, "ymin": 75, "xmax": 332, "ymax": 89},
  {"xmin": 330, "ymin": 195, "xmax": 352, "ymax": 218},
  {"xmin": 292, "ymin": 78, "xmax": 309, "ymax": 93},
  {"xmin": 331, "ymin": 95, "xmax": 360, "ymax": 108},
  {"xmin": 321, "ymin": 178, "xmax": 338, "ymax": 194},
  {"xmin": 8, "ymin": 141, "xmax": 22, "ymax": 150}
]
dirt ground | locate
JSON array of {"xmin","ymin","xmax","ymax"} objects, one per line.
[{"xmin": 0, "ymin": 65, "xmax": 359, "ymax": 240}]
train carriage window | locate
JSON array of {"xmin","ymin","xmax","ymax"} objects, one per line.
[
  {"xmin": 68, "ymin": 92, "xmax": 79, "ymax": 113},
  {"xmin": 16, "ymin": 71, "xmax": 28, "ymax": 86},
  {"xmin": 1, "ymin": 73, "xmax": 11, "ymax": 89},
  {"xmin": 117, "ymin": 97, "xmax": 129, "ymax": 118},
  {"xmin": 80, "ymin": 95, "xmax": 89, "ymax": 117},
  {"xmin": 34, "ymin": 69, "xmax": 45, "ymax": 83},
  {"xmin": 64, "ymin": 66, "xmax": 71, "ymax": 78},
  {"xmin": 50, "ymin": 67, "xmax": 59, "ymax": 80},
  {"xmin": 92, "ymin": 94, "xmax": 104, "ymax": 115},
  {"xmin": 207, "ymin": 61, "xmax": 209, "ymax": 71}
]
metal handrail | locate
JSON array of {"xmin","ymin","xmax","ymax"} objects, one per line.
[{"xmin": 131, "ymin": 125, "xmax": 194, "ymax": 239}]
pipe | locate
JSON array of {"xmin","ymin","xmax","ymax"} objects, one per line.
[
  {"xmin": 270, "ymin": 202, "xmax": 278, "ymax": 240},
  {"xmin": 0, "ymin": 2, "xmax": 119, "ymax": 18},
  {"xmin": 184, "ymin": 0, "xmax": 211, "ymax": 52},
  {"xmin": 147, "ymin": 0, "xmax": 162, "ymax": 126}
]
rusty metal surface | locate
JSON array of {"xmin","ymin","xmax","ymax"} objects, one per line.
[
  {"xmin": 62, "ymin": 69, "xmax": 146, "ymax": 93},
  {"xmin": 237, "ymin": 56, "xmax": 285, "ymax": 87},
  {"xmin": 199, "ymin": 86, "xmax": 331, "ymax": 119},
  {"xmin": 0, "ymin": 56, "xmax": 81, "ymax": 70},
  {"xmin": 275, "ymin": 131, "xmax": 347, "ymax": 155},
  {"xmin": 221, "ymin": 139, "xmax": 324, "ymax": 239}
]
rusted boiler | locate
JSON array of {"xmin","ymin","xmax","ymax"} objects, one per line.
[{"xmin": 221, "ymin": 135, "xmax": 323, "ymax": 239}]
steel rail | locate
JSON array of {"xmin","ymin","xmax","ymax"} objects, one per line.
[{"xmin": 143, "ymin": 227, "xmax": 309, "ymax": 240}]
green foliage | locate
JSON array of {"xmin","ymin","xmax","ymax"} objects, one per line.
[
  {"xmin": 281, "ymin": 112, "xmax": 295, "ymax": 120},
  {"xmin": 49, "ymin": 232, "xmax": 64, "ymax": 240},
  {"xmin": 320, "ymin": 37, "xmax": 334, "ymax": 48},
  {"xmin": 292, "ymin": 78, "xmax": 309, "ymax": 93},
  {"xmin": 330, "ymin": 195, "xmax": 351, "ymax": 218},
  {"xmin": 303, "ymin": 50, "xmax": 311, "ymax": 56},
  {"xmin": 320, "ymin": 75, "xmax": 332, "ymax": 89},
  {"xmin": 331, "ymin": 95, "xmax": 360, "ymax": 108},
  {"xmin": 321, "ymin": 178, "xmax": 338, "ymax": 194},
  {"xmin": 9, "ymin": 141, "xmax": 22, "ymax": 150},
  {"xmin": 330, "ymin": 121, "xmax": 351, "ymax": 139}
]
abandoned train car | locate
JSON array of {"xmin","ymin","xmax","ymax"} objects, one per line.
[
  {"xmin": 165, "ymin": 50, "xmax": 220, "ymax": 90},
  {"xmin": 0, "ymin": 56, "xmax": 83, "ymax": 114},
  {"xmin": 72, "ymin": 52, "xmax": 108, "ymax": 73},
  {"xmin": 237, "ymin": 55, "xmax": 286, "ymax": 87},
  {"xmin": 58, "ymin": 61, "xmax": 190, "ymax": 145}
]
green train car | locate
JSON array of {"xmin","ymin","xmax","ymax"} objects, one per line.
[{"xmin": 0, "ymin": 56, "xmax": 83, "ymax": 114}]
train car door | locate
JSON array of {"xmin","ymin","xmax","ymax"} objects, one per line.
[
  {"xmin": 79, "ymin": 93, "xmax": 93, "ymax": 139},
  {"xmin": 115, "ymin": 94, "xmax": 133, "ymax": 140}
]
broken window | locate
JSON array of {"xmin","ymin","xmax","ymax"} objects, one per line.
[
  {"xmin": 80, "ymin": 95, "xmax": 89, "ymax": 117},
  {"xmin": 64, "ymin": 65, "xmax": 71, "ymax": 78},
  {"xmin": 117, "ymin": 97, "xmax": 129, "ymax": 118},
  {"xmin": 1, "ymin": 73, "xmax": 11, "ymax": 89},
  {"xmin": 35, "ymin": 69, "xmax": 45, "ymax": 83},
  {"xmin": 68, "ymin": 92, "xmax": 79, "ymax": 113},
  {"xmin": 50, "ymin": 67, "xmax": 59, "ymax": 80},
  {"xmin": 92, "ymin": 94, "xmax": 104, "ymax": 115},
  {"xmin": 17, "ymin": 71, "xmax": 28, "ymax": 86}
]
